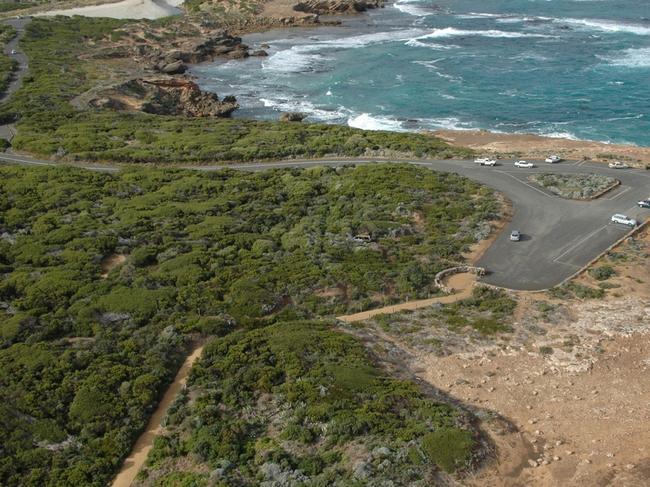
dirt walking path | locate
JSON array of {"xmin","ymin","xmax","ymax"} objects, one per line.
[
  {"xmin": 111, "ymin": 343, "xmax": 205, "ymax": 487},
  {"xmin": 337, "ymin": 273, "xmax": 477, "ymax": 323}
]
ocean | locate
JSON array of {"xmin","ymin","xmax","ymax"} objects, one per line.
[{"xmin": 191, "ymin": 0, "xmax": 650, "ymax": 146}]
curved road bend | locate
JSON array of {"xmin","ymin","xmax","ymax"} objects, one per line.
[{"xmin": 1, "ymin": 152, "xmax": 648, "ymax": 290}]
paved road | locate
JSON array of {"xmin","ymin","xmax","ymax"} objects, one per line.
[
  {"xmin": 2, "ymin": 152, "xmax": 648, "ymax": 290},
  {"xmin": 1, "ymin": 18, "xmax": 29, "ymax": 102},
  {"xmin": 0, "ymin": 17, "xmax": 30, "ymax": 141}
]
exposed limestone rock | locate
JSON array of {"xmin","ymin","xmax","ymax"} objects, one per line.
[
  {"xmin": 293, "ymin": 0, "xmax": 383, "ymax": 14},
  {"xmin": 156, "ymin": 60, "xmax": 187, "ymax": 74},
  {"xmin": 279, "ymin": 112, "xmax": 306, "ymax": 122},
  {"xmin": 89, "ymin": 78, "xmax": 238, "ymax": 118}
]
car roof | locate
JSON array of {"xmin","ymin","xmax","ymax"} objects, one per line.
[{"xmin": 612, "ymin": 214, "xmax": 627, "ymax": 218}]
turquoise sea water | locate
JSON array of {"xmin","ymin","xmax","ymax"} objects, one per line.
[{"xmin": 192, "ymin": 0, "xmax": 650, "ymax": 146}]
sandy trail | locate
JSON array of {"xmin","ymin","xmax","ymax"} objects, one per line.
[
  {"xmin": 40, "ymin": 0, "xmax": 184, "ymax": 20},
  {"xmin": 111, "ymin": 343, "xmax": 205, "ymax": 487},
  {"xmin": 337, "ymin": 273, "xmax": 477, "ymax": 323}
]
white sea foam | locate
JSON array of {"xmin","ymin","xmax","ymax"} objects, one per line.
[
  {"xmin": 259, "ymin": 97, "xmax": 348, "ymax": 121},
  {"xmin": 263, "ymin": 29, "xmax": 424, "ymax": 73},
  {"xmin": 536, "ymin": 131, "xmax": 581, "ymax": 141},
  {"xmin": 347, "ymin": 114, "xmax": 476, "ymax": 132},
  {"xmin": 419, "ymin": 117, "xmax": 474, "ymax": 131},
  {"xmin": 413, "ymin": 27, "xmax": 550, "ymax": 40},
  {"xmin": 455, "ymin": 12, "xmax": 502, "ymax": 19},
  {"xmin": 496, "ymin": 15, "xmax": 552, "ymax": 24},
  {"xmin": 560, "ymin": 18, "xmax": 650, "ymax": 35},
  {"xmin": 394, "ymin": 0, "xmax": 431, "ymax": 17},
  {"xmin": 404, "ymin": 39, "xmax": 457, "ymax": 50},
  {"xmin": 600, "ymin": 47, "xmax": 650, "ymax": 68},
  {"xmin": 347, "ymin": 113, "xmax": 405, "ymax": 131},
  {"xmin": 412, "ymin": 59, "xmax": 463, "ymax": 82},
  {"xmin": 319, "ymin": 29, "xmax": 426, "ymax": 49},
  {"xmin": 262, "ymin": 46, "xmax": 328, "ymax": 73},
  {"xmin": 605, "ymin": 114, "xmax": 644, "ymax": 122}
]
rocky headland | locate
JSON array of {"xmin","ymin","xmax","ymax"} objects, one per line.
[
  {"xmin": 293, "ymin": 0, "xmax": 383, "ymax": 14},
  {"xmin": 89, "ymin": 78, "xmax": 238, "ymax": 117}
]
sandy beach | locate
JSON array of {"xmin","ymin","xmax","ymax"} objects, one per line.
[
  {"xmin": 434, "ymin": 130, "xmax": 650, "ymax": 167},
  {"xmin": 40, "ymin": 0, "xmax": 184, "ymax": 20}
]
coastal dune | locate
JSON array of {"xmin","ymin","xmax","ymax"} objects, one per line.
[{"xmin": 40, "ymin": 0, "xmax": 184, "ymax": 20}]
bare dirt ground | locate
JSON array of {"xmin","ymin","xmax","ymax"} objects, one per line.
[
  {"xmin": 348, "ymin": 227, "xmax": 650, "ymax": 486},
  {"xmin": 100, "ymin": 253, "xmax": 126, "ymax": 278},
  {"xmin": 434, "ymin": 130, "xmax": 650, "ymax": 167}
]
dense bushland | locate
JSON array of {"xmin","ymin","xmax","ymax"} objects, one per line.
[
  {"xmin": 135, "ymin": 321, "xmax": 479, "ymax": 486},
  {"xmin": 0, "ymin": 163, "xmax": 498, "ymax": 485}
]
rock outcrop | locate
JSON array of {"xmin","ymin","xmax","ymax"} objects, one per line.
[
  {"xmin": 279, "ymin": 112, "xmax": 307, "ymax": 122},
  {"xmin": 104, "ymin": 30, "xmax": 253, "ymax": 71},
  {"xmin": 293, "ymin": 0, "xmax": 383, "ymax": 14},
  {"xmin": 89, "ymin": 78, "xmax": 238, "ymax": 117}
]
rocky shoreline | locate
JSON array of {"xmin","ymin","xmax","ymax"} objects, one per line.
[{"xmin": 75, "ymin": 0, "xmax": 383, "ymax": 118}]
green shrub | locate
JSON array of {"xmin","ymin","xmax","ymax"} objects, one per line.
[
  {"xmin": 420, "ymin": 428, "xmax": 474, "ymax": 473},
  {"xmin": 588, "ymin": 265, "xmax": 616, "ymax": 281},
  {"xmin": 539, "ymin": 346, "xmax": 554, "ymax": 355}
]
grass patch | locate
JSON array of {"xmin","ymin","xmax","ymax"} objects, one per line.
[{"xmin": 421, "ymin": 427, "xmax": 475, "ymax": 473}]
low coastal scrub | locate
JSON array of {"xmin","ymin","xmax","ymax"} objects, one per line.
[
  {"xmin": 588, "ymin": 265, "xmax": 617, "ymax": 281},
  {"xmin": 2, "ymin": 17, "xmax": 473, "ymax": 163},
  {"xmin": 0, "ymin": 163, "xmax": 497, "ymax": 484},
  {"xmin": 360, "ymin": 286, "xmax": 517, "ymax": 356},
  {"xmin": 0, "ymin": 2, "xmax": 34, "ymax": 13},
  {"xmin": 528, "ymin": 173, "xmax": 617, "ymax": 200},
  {"xmin": 136, "ymin": 321, "xmax": 479, "ymax": 486},
  {"xmin": 547, "ymin": 282, "xmax": 605, "ymax": 300}
]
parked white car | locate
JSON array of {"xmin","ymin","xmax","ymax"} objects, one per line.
[
  {"xmin": 608, "ymin": 161, "xmax": 628, "ymax": 169},
  {"xmin": 545, "ymin": 155, "xmax": 562, "ymax": 163},
  {"xmin": 510, "ymin": 230, "xmax": 521, "ymax": 241},
  {"xmin": 474, "ymin": 157, "xmax": 497, "ymax": 166},
  {"xmin": 611, "ymin": 214, "xmax": 637, "ymax": 227},
  {"xmin": 514, "ymin": 160, "xmax": 534, "ymax": 168}
]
